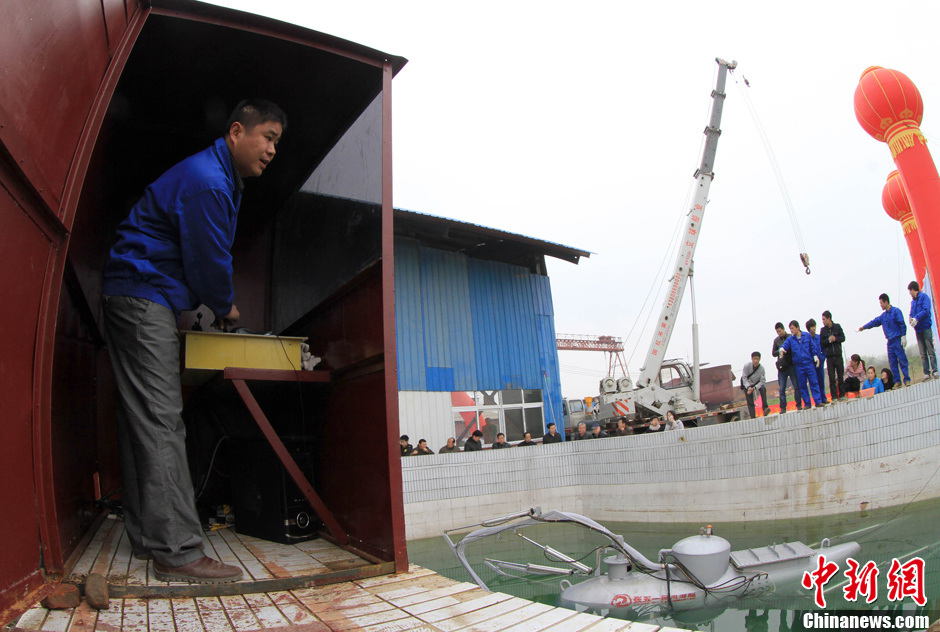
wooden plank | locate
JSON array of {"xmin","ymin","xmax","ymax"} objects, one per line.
[
  {"xmin": 121, "ymin": 598, "xmax": 148, "ymax": 630},
  {"xmin": 70, "ymin": 517, "xmax": 116, "ymax": 578},
  {"xmin": 65, "ymin": 602, "xmax": 98, "ymax": 632},
  {"xmin": 496, "ymin": 607, "xmax": 584, "ymax": 632},
  {"xmin": 273, "ymin": 601, "xmax": 320, "ymax": 627},
  {"xmin": 431, "ymin": 597, "xmax": 531, "ymax": 632},
  {"xmin": 416, "ymin": 592, "xmax": 515, "ymax": 624},
  {"xmin": 174, "ymin": 598, "xmax": 206, "ymax": 632},
  {"xmin": 105, "ymin": 528, "xmax": 132, "ymax": 586},
  {"xmin": 15, "ymin": 607, "xmax": 48, "ymax": 630},
  {"xmin": 148, "ymin": 598, "xmax": 176, "ymax": 632},
  {"xmin": 454, "ymin": 602, "xmax": 554, "ymax": 632},
  {"xmin": 385, "ymin": 582, "xmax": 479, "ymax": 608},
  {"xmin": 93, "ymin": 601, "xmax": 123, "ymax": 631},
  {"xmin": 125, "ymin": 551, "xmax": 149, "ymax": 586},
  {"xmin": 199, "ymin": 609, "xmax": 236, "ymax": 632},
  {"xmin": 540, "ymin": 612, "xmax": 607, "ymax": 632},
  {"xmin": 355, "ymin": 567, "xmax": 436, "ymax": 589},
  {"xmin": 223, "ymin": 601, "xmax": 261, "ymax": 632},
  {"xmin": 39, "ymin": 609, "xmax": 72, "ymax": 632},
  {"xmin": 332, "ymin": 608, "xmax": 411, "ymax": 630},
  {"xmin": 361, "ymin": 618, "xmax": 437, "ymax": 632},
  {"xmin": 620, "ymin": 622, "xmax": 665, "ymax": 631},
  {"xmin": 583, "ymin": 619, "xmax": 642, "ymax": 632},
  {"xmin": 217, "ymin": 529, "xmax": 273, "ymax": 580},
  {"xmin": 367, "ymin": 574, "xmax": 455, "ymax": 598}
]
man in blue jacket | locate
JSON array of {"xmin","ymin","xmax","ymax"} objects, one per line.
[
  {"xmin": 858, "ymin": 293, "xmax": 911, "ymax": 387},
  {"xmin": 779, "ymin": 320, "xmax": 825, "ymax": 408},
  {"xmin": 101, "ymin": 99, "xmax": 286, "ymax": 583},
  {"xmin": 908, "ymin": 281, "xmax": 938, "ymax": 380}
]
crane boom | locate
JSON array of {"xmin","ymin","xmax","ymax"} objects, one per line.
[{"xmin": 636, "ymin": 58, "xmax": 736, "ymax": 389}]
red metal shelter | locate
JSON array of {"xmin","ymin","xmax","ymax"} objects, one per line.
[{"xmin": 0, "ymin": 1, "xmax": 407, "ymax": 621}]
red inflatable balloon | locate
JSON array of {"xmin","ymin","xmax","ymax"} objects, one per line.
[{"xmin": 883, "ymin": 170, "xmax": 926, "ymax": 285}]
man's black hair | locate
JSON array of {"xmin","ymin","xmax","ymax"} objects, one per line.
[
  {"xmin": 471, "ymin": 429, "xmax": 483, "ymax": 437},
  {"xmin": 399, "ymin": 434, "xmax": 409, "ymax": 441},
  {"xmin": 547, "ymin": 422, "xmax": 555, "ymax": 428},
  {"xmin": 227, "ymin": 98, "xmax": 287, "ymax": 132},
  {"xmin": 879, "ymin": 293, "xmax": 890, "ymax": 304},
  {"xmin": 418, "ymin": 438, "xmax": 426, "ymax": 444},
  {"xmin": 751, "ymin": 351, "xmax": 761, "ymax": 359},
  {"xmin": 909, "ymin": 281, "xmax": 920, "ymax": 292},
  {"xmin": 789, "ymin": 319, "xmax": 800, "ymax": 329},
  {"xmin": 775, "ymin": 322, "xmax": 785, "ymax": 330},
  {"xmin": 496, "ymin": 432, "xmax": 505, "ymax": 438},
  {"xmin": 806, "ymin": 318, "xmax": 816, "ymax": 329},
  {"xmin": 822, "ymin": 310, "xmax": 832, "ymax": 319}
]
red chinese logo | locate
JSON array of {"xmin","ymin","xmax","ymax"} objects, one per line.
[
  {"xmin": 886, "ymin": 557, "xmax": 926, "ymax": 606},
  {"xmin": 842, "ymin": 558, "xmax": 879, "ymax": 604},
  {"xmin": 610, "ymin": 594, "xmax": 632, "ymax": 608},
  {"xmin": 801, "ymin": 554, "xmax": 839, "ymax": 608}
]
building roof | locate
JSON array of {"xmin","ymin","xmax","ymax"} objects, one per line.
[{"xmin": 395, "ymin": 208, "xmax": 591, "ymax": 266}]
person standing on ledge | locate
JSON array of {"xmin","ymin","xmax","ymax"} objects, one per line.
[
  {"xmin": 908, "ymin": 281, "xmax": 938, "ymax": 380},
  {"xmin": 858, "ymin": 293, "xmax": 911, "ymax": 387},
  {"xmin": 101, "ymin": 99, "xmax": 286, "ymax": 583}
]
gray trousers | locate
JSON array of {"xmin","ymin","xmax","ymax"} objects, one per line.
[
  {"xmin": 916, "ymin": 328, "xmax": 938, "ymax": 375},
  {"xmin": 102, "ymin": 296, "xmax": 204, "ymax": 567}
]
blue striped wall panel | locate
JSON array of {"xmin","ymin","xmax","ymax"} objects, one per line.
[
  {"xmin": 394, "ymin": 239, "xmax": 427, "ymax": 390},
  {"xmin": 394, "ymin": 237, "xmax": 564, "ymax": 428},
  {"xmin": 418, "ymin": 246, "xmax": 476, "ymax": 390}
]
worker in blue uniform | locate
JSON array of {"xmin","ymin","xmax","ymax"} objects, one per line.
[
  {"xmin": 908, "ymin": 281, "xmax": 938, "ymax": 379},
  {"xmin": 779, "ymin": 320, "xmax": 825, "ymax": 408},
  {"xmin": 101, "ymin": 99, "xmax": 286, "ymax": 583},
  {"xmin": 858, "ymin": 293, "xmax": 911, "ymax": 387},
  {"xmin": 805, "ymin": 318, "xmax": 827, "ymax": 405}
]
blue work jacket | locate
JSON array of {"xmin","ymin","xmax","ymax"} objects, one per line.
[
  {"xmin": 863, "ymin": 306, "xmax": 907, "ymax": 341},
  {"xmin": 102, "ymin": 137, "xmax": 243, "ymax": 319},
  {"xmin": 910, "ymin": 292, "xmax": 933, "ymax": 331},
  {"xmin": 781, "ymin": 331, "xmax": 821, "ymax": 366}
]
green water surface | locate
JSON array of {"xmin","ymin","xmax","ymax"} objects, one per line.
[{"xmin": 407, "ymin": 497, "xmax": 940, "ymax": 631}]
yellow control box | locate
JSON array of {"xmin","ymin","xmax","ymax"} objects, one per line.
[{"xmin": 182, "ymin": 331, "xmax": 306, "ymax": 376}]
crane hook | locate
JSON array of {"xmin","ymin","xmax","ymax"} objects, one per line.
[{"xmin": 800, "ymin": 252, "xmax": 811, "ymax": 275}]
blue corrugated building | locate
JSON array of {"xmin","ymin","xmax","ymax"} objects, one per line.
[{"xmin": 394, "ymin": 209, "xmax": 588, "ymax": 450}]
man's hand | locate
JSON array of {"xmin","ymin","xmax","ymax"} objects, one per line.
[
  {"xmin": 828, "ymin": 335, "xmax": 836, "ymax": 343},
  {"xmin": 857, "ymin": 326, "xmax": 864, "ymax": 332},
  {"xmin": 213, "ymin": 304, "xmax": 240, "ymax": 330},
  {"xmin": 779, "ymin": 348, "xmax": 787, "ymax": 355},
  {"xmin": 901, "ymin": 335, "xmax": 907, "ymax": 347},
  {"xmin": 814, "ymin": 357, "xmax": 820, "ymax": 367},
  {"xmin": 911, "ymin": 317, "xmax": 919, "ymax": 327},
  {"xmin": 747, "ymin": 387, "xmax": 754, "ymax": 394}
]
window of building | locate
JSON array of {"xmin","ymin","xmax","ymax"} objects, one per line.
[{"xmin": 451, "ymin": 389, "xmax": 544, "ymax": 445}]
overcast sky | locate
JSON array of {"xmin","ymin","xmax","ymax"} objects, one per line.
[{"xmin": 207, "ymin": 0, "xmax": 940, "ymax": 397}]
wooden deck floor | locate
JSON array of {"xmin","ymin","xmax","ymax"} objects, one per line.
[
  {"xmin": 17, "ymin": 565, "xmax": 694, "ymax": 632},
  {"xmin": 65, "ymin": 515, "xmax": 392, "ymax": 597}
]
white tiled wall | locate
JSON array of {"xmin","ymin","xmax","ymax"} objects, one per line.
[{"xmin": 402, "ymin": 381, "xmax": 940, "ymax": 539}]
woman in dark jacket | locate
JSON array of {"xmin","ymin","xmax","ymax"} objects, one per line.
[{"xmin": 881, "ymin": 368, "xmax": 895, "ymax": 391}]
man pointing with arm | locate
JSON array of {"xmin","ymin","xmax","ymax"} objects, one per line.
[
  {"xmin": 858, "ymin": 293, "xmax": 911, "ymax": 387},
  {"xmin": 101, "ymin": 99, "xmax": 286, "ymax": 582}
]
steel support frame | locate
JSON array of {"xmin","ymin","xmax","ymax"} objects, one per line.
[{"xmin": 224, "ymin": 368, "xmax": 348, "ymax": 545}]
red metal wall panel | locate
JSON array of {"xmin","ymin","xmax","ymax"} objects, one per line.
[
  {"xmin": 102, "ymin": 0, "xmax": 129, "ymax": 54},
  {"xmin": 0, "ymin": 2, "xmax": 113, "ymax": 211},
  {"xmin": 0, "ymin": 163, "xmax": 53, "ymax": 620}
]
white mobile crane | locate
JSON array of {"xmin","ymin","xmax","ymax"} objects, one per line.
[{"xmin": 596, "ymin": 58, "xmax": 741, "ymax": 425}]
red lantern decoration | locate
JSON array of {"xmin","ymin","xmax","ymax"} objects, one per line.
[
  {"xmin": 856, "ymin": 67, "xmax": 940, "ymax": 292},
  {"xmin": 883, "ymin": 170, "xmax": 926, "ymax": 285},
  {"xmin": 854, "ymin": 67, "xmax": 924, "ymax": 146}
]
